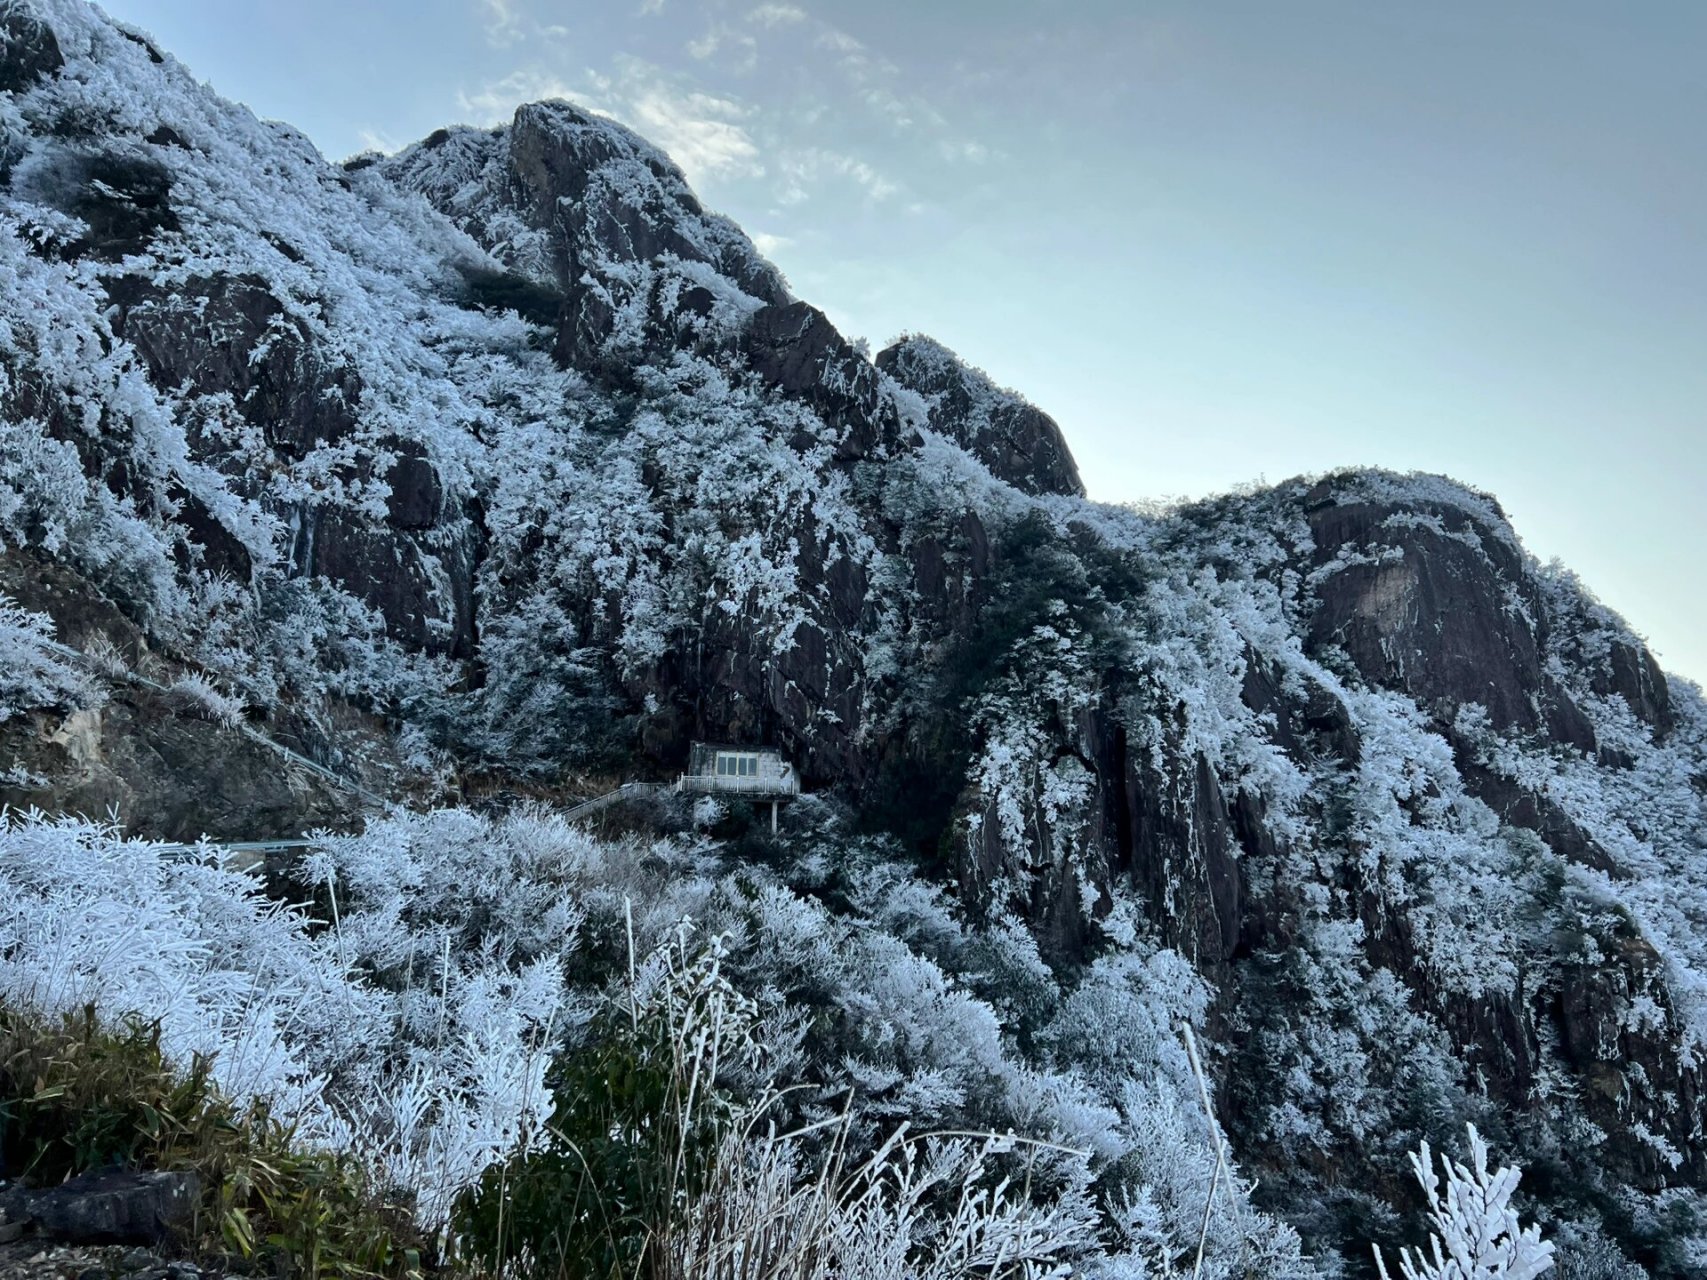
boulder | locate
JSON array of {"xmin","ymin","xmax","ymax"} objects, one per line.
[{"xmin": 1, "ymin": 1171, "xmax": 198, "ymax": 1245}]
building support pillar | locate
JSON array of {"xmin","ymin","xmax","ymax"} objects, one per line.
[{"xmin": 771, "ymin": 800, "xmax": 778, "ymax": 834}]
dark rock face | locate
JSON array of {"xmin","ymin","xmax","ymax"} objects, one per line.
[
  {"xmin": 0, "ymin": 552, "xmax": 358, "ymax": 842},
  {"xmin": 0, "ymin": 1171, "xmax": 198, "ymax": 1245},
  {"xmin": 744, "ymin": 302, "xmax": 902, "ymax": 462},
  {"xmin": 102, "ymin": 270, "xmax": 479, "ymax": 657},
  {"xmin": 877, "ymin": 335, "xmax": 1084, "ymax": 497},
  {"xmin": 0, "ymin": 2, "xmax": 62, "ymax": 95},
  {"xmin": 1240, "ymin": 647, "xmax": 1361, "ymax": 765},
  {"xmin": 1124, "ymin": 746, "xmax": 1246, "ymax": 969},
  {"xmin": 1303, "ymin": 490, "xmax": 1586, "ymax": 741},
  {"xmin": 169, "ymin": 485, "xmax": 252, "ymax": 582},
  {"xmin": 507, "ymin": 100, "xmax": 785, "ymax": 306},
  {"xmin": 382, "ymin": 101, "xmax": 787, "ymax": 380},
  {"xmin": 0, "ymin": 691, "xmax": 356, "ymax": 842},
  {"xmin": 744, "ymin": 302, "xmax": 851, "ymax": 396},
  {"xmin": 512, "ymin": 101, "xmax": 781, "ymax": 308},
  {"xmin": 9, "ymin": 147, "xmax": 179, "ymax": 261},
  {"xmin": 63, "ymin": 152, "xmax": 177, "ymax": 260},
  {"xmin": 1556, "ymin": 928, "xmax": 1706, "ymax": 1187},
  {"xmin": 107, "ymin": 272, "xmax": 359, "ymax": 463},
  {"xmin": 383, "ymin": 439, "xmax": 444, "ymax": 531},
  {"xmin": 1597, "ymin": 637, "xmax": 1673, "ymax": 735},
  {"xmin": 1452, "ymin": 752, "xmax": 1619, "ymax": 874},
  {"xmin": 290, "ymin": 506, "xmax": 477, "ymax": 660}
]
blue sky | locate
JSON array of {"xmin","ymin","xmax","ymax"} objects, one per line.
[{"xmin": 102, "ymin": 0, "xmax": 1707, "ymax": 684}]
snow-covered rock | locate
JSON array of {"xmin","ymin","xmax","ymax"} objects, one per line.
[{"xmin": 1, "ymin": 2, "xmax": 1703, "ymax": 1272}]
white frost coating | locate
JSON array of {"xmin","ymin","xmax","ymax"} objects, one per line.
[
  {"xmin": 0, "ymin": 593, "xmax": 99, "ymax": 721},
  {"xmin": 0, "ymin": 807, "xmax": 1307, "ymax": 1271},
  {"xmin": 0, "ymin": 5, "xmax": 1699, "ymax": 1271},
  {"xmin": 1374, "ymin": 1125, "xmax": 1554, "ymax": 1280}
]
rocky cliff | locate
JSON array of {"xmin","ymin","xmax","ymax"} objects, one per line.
[{"xmin": 2, "ymin": 2, "xmax": 1704, "ymax": 1272}]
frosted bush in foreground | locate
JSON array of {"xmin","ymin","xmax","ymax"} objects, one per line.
[
  {"xmin": 0, "ymin": 808, "xmax": 1310, "ymax": 1270},
  {"xmin": 0, "ymin": 815, "xmax": 558, "ymax": 1225},
  {"xmin": 677, "ymin": 1121, "xmax": 1103, "ymax": 1280},
  {"xmin": 657, "ymin": 938, "xmax": 1108, "ymax": 1280},
  {"xmin": 465, "ymin": 914, "xmax": 1107, "ymax": 1280},
  {"xmin": 1374, "ymin": 1124, "xmax": 1553, "ymax": 1280}
]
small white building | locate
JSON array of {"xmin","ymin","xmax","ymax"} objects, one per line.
[{"xmin": 677, "ymin": 741, "xmax": 800, "ymax": 828}]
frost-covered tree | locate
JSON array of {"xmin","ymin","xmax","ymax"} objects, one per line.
[
  {"xmin": 0, "ymin": 594, "xmax": 97, "ymax": 722},
  {"xmin": 1375, "ymin": 1125, "xmax": 1554, "ymax": 1280}
]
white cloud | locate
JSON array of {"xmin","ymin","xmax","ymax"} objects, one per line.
[
  {"xmin": 479, "ymin": 0, "xmax": 525, "ymax": 46},
  {"xmin": 940, "ymin": 138, "xmax": 991, "ymax": 164},
  {"xmin": 747, "ymin": 3, "xmax": 806, "ymax": 26},
  {"xmin": 751, "ymin": 230, "xmax": 793, "ymax": 255},
  {"xmin": 356, "ymin": 127, "xmax": 401, "ymax": 155},
  {"xmin": 815, "ymin": 27, "xmax": 862, "ymax": 55},
  {"xmin": 778, "ymin": 147, "xmax": 898, "ymax": 204},
  {"xmin": 624, "ymin": 81, "xmax": 764, "ymax": 183},
  {"xmin": 459, "ymin": 9, "xmax": 976, "ymax": 204},
  {"xmin": 687, "ymin": 25, "xmax": 758, "ymax": 71},
  {"xmin": 862, "ymin": 86, "xmax": 915, "ymax": 129},
  {"xmin": 457, "ymin": 69, "xmax": 580, "ymax": 126},
  {"xmin": 810, "ymin": 22, "xmax": 937, "ymax": 132}
]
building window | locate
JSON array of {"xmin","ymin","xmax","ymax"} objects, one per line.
[{"xmin": 715, "ymin": 752, "xmax": 760, "ymax": 777}]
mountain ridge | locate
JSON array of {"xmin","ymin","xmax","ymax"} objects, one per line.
[{"xmin": 2, "ymin": 2, "xmax": 1705, "ymax": 1273}]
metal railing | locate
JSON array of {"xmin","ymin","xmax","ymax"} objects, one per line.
[
  {"xmin": 563, "ymin": 781, "xmax": 659, "ymax": 820},
  {"xmin": 675, "ymin": 771, "xmax": 801, "ymax": 796},
  {"xmin": 37, "ymin": 638, "xmax": 390, "ymax": 808}
]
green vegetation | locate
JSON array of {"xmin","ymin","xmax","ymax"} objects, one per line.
[
  {"xmin": 456, "ymin": 266, "xmax": 566, "ymax": 328},
  {"xmin": 455, "ymin": 941, "xmax": 741, "ymax": 1280},
  {"xmin": 0, "ymin": 1004, "xmax": 424, "ymax": 1280},
  {"xmin": 868, "ymin": 508, "xmax": 1140, "ymax": 865}
]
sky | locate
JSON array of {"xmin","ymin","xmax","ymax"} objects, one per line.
[{"xmin": 101, "ymin": 0, "xmax": 1707, "ymax": 685}]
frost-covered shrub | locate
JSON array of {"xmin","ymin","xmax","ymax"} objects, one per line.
[
  {"xmin": 1546, "ymin": 1220, "xmax": 1648, "ymax": 1280},
  {"xmin": 462, "ymin": 924, "xmax": 1106, "ymax": 1280},
  {"xmin": 164, "ymin": 670, "xmax": 247, "ymax": 727},
  {"xmin": 1374, "ymin": 1125, "xmax": 1554, "ymax": 1280},
  {"xmin": 677, "ymin": 1121, "xmax": 1104, "ymax": 1280},
  {"xmin": 0, "ymin": 807, "xmax": 1310, "ymax": 1272},
  {"xmin": 80, "ymin": 630, "xmax": 133, "ymax": 680},
  {"xmin": 0, "ymin": 1004, "xmax": 423, "ymax": 1279},
  {"xmin": 0, "ymin": 593, "xmax": 98, "ymax": 721},
  {"xmin": 457, "ymin": 925, "xmax": 757, "ymax": 1280},
  {"xmin": 0, "ymin": 814, "xmax": 559, "ymax": 1226}
]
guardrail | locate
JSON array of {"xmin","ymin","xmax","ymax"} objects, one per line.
[
  {"xmin": 563, "ymin": 781, "xmax": 659, "ymax": 821},
  {"xmin": 37, "ymin": 637, "xmax": 390, "ymax": 808},
  {"xmin": 675, "ymin": 773, "xmax": 801, "ymax": 797}
]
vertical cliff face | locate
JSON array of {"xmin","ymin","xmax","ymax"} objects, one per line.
[{"xmin": 3, "ymin": 2, "xmax": 1705, "ymax": 1270}]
